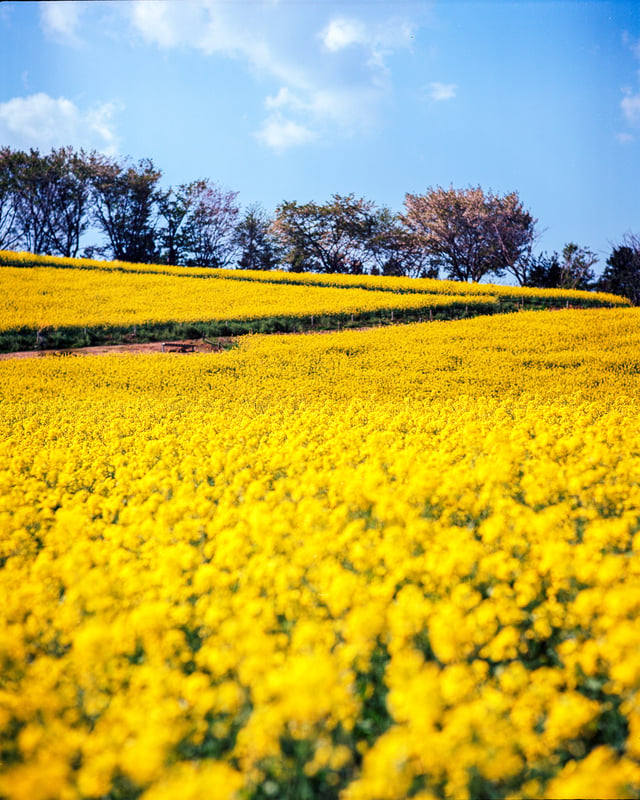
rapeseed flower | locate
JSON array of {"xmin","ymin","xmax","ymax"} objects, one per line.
[{"xmin": 1, "ymin": 308, "xmax": 640, "ymax": 798}]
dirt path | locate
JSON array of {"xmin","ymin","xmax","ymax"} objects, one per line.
[
  {"xmin": 0, "ymin": 339, "xmax": 234, "ymax": 361},
  {"xmin": 0, "ymin": 325, "xmax": 385, "ymax": 361}
]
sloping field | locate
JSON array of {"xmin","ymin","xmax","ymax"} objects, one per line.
[
  {"xmin": 0, "ymin": 250, "xmax": 628, "ymax": 351},
  {"xmin": 0, "ymin": 249, "xmax": 627, "ymax": 305},
  {"xmin": 1, "ymin": 308, "xmax": 640, "ymax": 799},
  {"xmin": 0, "ymin": 264, "xmax": 495, "ymax": 351}
]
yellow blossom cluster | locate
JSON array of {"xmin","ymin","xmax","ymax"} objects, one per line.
[
  {"xmin": 0, "ymin": 249, "xmax": 627, "ymax": 307},
  {"xmin": 1, "ymin": 308, "xmax": 640, "ymax": 799},
  {"xmin": 0, "ymin": 264, "xmax": 495, "ymax": 334}
]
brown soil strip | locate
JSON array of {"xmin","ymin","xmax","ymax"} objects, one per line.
[
  {"xmin": 0, "ymin": 339, "xmax": 234, "ymax": 361},
  {"xmin": 0, "ymin": 326, "xmax": 386, "ymax": 361}
]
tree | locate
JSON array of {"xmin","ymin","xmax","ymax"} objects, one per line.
[
  {"xmin": 366, "ymin": 208, "xmax": 436, "ymax": 278},
  {"xmin": 491, "ymin": 192, "xmax": 539, "ymax": 286},
  {"xmin": 0, "ymin": 147, "xmax": 20, "ymax": 250},
  {"xmin": 45, "ymin": 147, "xmax": 93, "ymax": 258},
  {"xmin": 233, "ymin": 203, "xmax": 283, "ymax": 270},
  {"xmin": 527, "ymin": 243, "xmax": 598, "ymax": 291},
  {"xmin": 557, "ymin": 243, "xmax": 597, "ymax": 290},
  {"xmin": 401, "ymin": 186, "xmax": 537, "ymax": 283},
  {"xmin": 90, "ymin": 155, "xmax": 163, "ymax": 262},
  {"xmin": 526, "ymin": 251, "xmax": 562, "ymax": 289},
  {"xmin": 0, "ymin": 147, "xmax": 93, "ymax": 257},
  {"xmin": 181, "ymin": 180, "xmax": 240, "ymax": 268},
  {"xmin": 157, "ymin": 182, "xmax": 198, "ymax": 266},
  {"xmin": 597, "ymin": 234, "xmax": 640, "ymax": 305},
  {"xmin": 272, "ymin": 194, "xmax": 378, "ymax": 274},
  {"xmin": 9, "ymin": 149, "xmax": 60, "ymax": 255},
  {"xmin": 0, "ymin": 147, "xmax": 246, "ymax": 265}
]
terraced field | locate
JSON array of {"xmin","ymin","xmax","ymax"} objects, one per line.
[{"xmin": 0, "ymin": 250, "xmax": 627, "ymax": 352}]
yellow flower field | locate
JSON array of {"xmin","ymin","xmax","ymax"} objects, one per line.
[
  {"xmin": 1, "ymin": 308, "xmax": 640, "ymax": 799},
  {"xmin": 0, "ymin": 264, "xmax": 495, "ymax": 334},
  {"xmin": 0, "ymin": 249, "xmax": 627, "ymax": 305}
]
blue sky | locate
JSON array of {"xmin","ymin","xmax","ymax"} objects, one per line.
[{"xmin": 1, "ymin": 0, "xmax": 639, "ymax": 274}]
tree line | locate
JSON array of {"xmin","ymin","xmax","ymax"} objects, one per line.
[{"xmin": 1, "ymin": 146, "xmax": 638, "ymax": 302}]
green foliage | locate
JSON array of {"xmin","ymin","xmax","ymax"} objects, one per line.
[
  {"xmin": 597, "ymin": 235, "xmax": 640, "ymax": 305},
  {"xmin": 89, "ymin": 154, "xmax": 163, "ymax": 263},
  {"xmin": 527, "ymin": 244, "xmax": 597, "ymax": 291},
  {"xmin": 353, "ymin": 642, "xmax": 393, "ymax": 747},
  {"xmin": 234, "ymin": 203, "xmax": 284, "ymax": 271},
  {"xmin": 272, "ymin": 194, "xmax": 379, "ymax": 274}
]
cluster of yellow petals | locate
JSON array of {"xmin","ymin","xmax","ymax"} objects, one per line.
[{"xmin": 1, "ymin": 307, "xmax": 640, "ymax": 798}]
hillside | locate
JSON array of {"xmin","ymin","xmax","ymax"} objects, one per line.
[{"xmin": 0, "ymin": 250, "xmax": 628, "ymax": 352}]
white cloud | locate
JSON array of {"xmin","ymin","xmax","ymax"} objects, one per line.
[
  {"xmin": 0, "ymin": 94, "xmax": 120, "ymax": 154},
  {"xmin": 321, "ymin": 18, "xmax": 368, "ymax": 52},
  {"xmin": 616, "ymin": 132, "xmax": 634, "ymax": 144},
  {"xmin": 122, "ymin": 0, "xmax": 422, "ymax": 150},
  {"xmin": 375, "ymin": 19, "xmax": 415, "ymax": 50},
  {"xmin": 622, "ymin": 91, "xmax": 640, "ymax": 127},
  {"xmin": 260, "ymin": 85, "xmax": 380, "ymax": 153},
  {"xmin": 310, "ymin": 86, "xmax": 378, "ymax": 131},
  {"xmin": 321, "ymin": 15, "xmax": 413, "ymax": 55},
  {"xmin": 622, "ymin": 31, "xmax": 640, "ymax": 61},
  {"xmin": 255, "ymin": 115, "xmax": 317, "ymax": 151},
  {"xmin": 130, "ymin": 0, "xmax": 300, "ymax": 83},
  {"xmin": 265, "ymin": 87, "xmax": 307, "ymax": 112},
  {"xmin": 39, "ymin": 1, "xmax": 84, "ymax": 46},
  {"xmin": 130, "ymin": 0, "xmax": 314, "ymax": 101},
  {"xmin": 620, "ymin": 34, "xmax": 640, "ymax": 131},
  {"xmin": 426, "ymin": 82, "xmax": 457, "ymax": 102},
  {"xmin": 320, "ymin": 15, "xmax": 414, "ymax": 78},
  {"xmin": 265, "ymin": 85, "xmax": 375, "ymax": 130},
  {"xmin": 131, "ymin": 0, "xmax": 212, "ymax": 50}
]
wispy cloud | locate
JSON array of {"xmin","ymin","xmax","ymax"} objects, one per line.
[
  {"xmin": 265, "ymin": 87, "xmax": 306, "ymax": 113},
  {"xmin": 0, "ymin": 94, "xmax": 120, "ymax": 154},
  {"xmin": 320, "ymin": 18, "xmax": 369, "ymax": 52},
  {"xmin": 264, "ymin": 84, "xmax": 379, "ymax": 133},
  {"xmin": 39, "ymin": 1, "xmax": 85, "ymax": 46},
  {"xmin": 622, "ymin": 31, "xmax": 640, "ymax": 62},
  {"xmin": 616, "ymin": 132, "xmax": 634, "ymax": 145},
  {"xmin": 426, "ymin": 82, "xmax": 457, "ymax": 102},
  {"xmin": 320, "ymin": 15, "xmax": 414, "ymax": 73},
  {"xmin": 621, "ymin": 89, "xmax": 640, "ymax": 127},
  {"xmin": 126, "ymin": 0, "xmax": 420, "ymax": 150},
  {"xmin": 619, "ymin": 33, "xmax": 640, "ymax": 140},
  {"xmin": 129, "ymin": 0, "xmax": 310, "ymax": 90},
  {"xmin": 255, "ymin": 115, "xmax": 318, "ymax": 151}
]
